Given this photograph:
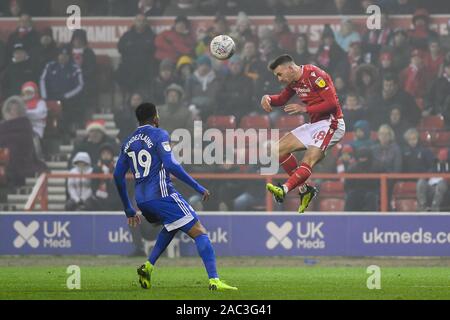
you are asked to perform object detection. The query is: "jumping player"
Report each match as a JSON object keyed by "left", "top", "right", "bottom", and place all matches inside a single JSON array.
[
  {"left": 113, "top": 102, "right": 237, "bottom": 291},
  {"left": 262, "top": 55, "right": 345, "bottom": 212}
]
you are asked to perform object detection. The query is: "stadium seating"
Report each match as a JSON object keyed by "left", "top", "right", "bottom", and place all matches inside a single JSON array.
[
  {"left": 319, "top": 198, "right": 345, "bottom": 211},
  {"left": 393, "top": 181, "right": 417, "bottom": 199},
  {"left": 0, "top": 165, "right": 6, "bottom": 185},
  {"left": 394, "top": 199, "right": 418, "bottom": 212},
  {"left": 319, "top": 180, "right": 345, "bottom": 197},
  {"left": 419, "top": 130, "right": 432, "bottom": 146},
  {"left": 206, "top": 115, "right": 237, "bottom": 130},
  {"left": 418, "top": 115, "right": 445, "bottom": 131},
  {"left": 432, "top": 131, "right": 450, "bottom": 147},
  {"left": 275, "top": 115, "right": 305, "bottom": 130},
  {"left": 0, "top": 148, "right": 10, "bottom": 166},
  {"left": 239, "top": 115, "right": 270, "bottom": 129}
]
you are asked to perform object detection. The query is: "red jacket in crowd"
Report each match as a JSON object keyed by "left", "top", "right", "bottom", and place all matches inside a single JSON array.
[{"left": 154, "top": 29, "right": 195, "bottom": 62}]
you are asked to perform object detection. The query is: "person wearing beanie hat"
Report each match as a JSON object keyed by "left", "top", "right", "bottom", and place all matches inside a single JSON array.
[
  {"left": 158, "top": 82, "right": 194, "bottom": 134},
  {"left": 155, "top": 15, "right": 195, "bottom": 63},
  {"left": 230, "top": 11, "right": 258, "bottom": 52},
  {"left": 176, "top": 55, "right": 194, "bottom": 83},
  {"left": 2, "top": 41, "right": 37, "bottom": 97},
  {"left": 408, "top": 8, "right": 439, "bottom": 50},
  {"left": 273, "top": 14, "right": 296, "bottom": 53},
  {"left": 69, "top": 120, "right": 118, "bottom": 167},
  {"left": 148, "top": 58, "right": 181, "bottom": 105},
  {"left": 399, "top": 47, "right": 432, "bottom": 99},
  {"left": 217, "top": 54, "right": 253, "bottom": 121},
  {"left": 6, "top": 13, "right": 40, "bottom": 61},
  {"left": 316, "top": 24, "right": 349, "bottom": 77},
  {"left": 350, "top": 120, "right": 374, "bottom": 152},
  {"left": 185, "top": 54, "right": 221, "bottom": 120}
]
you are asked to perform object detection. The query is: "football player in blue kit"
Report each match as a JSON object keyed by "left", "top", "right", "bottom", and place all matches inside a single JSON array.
[{"left": 113, "top": 102, "right": 237, "bottom": 291}]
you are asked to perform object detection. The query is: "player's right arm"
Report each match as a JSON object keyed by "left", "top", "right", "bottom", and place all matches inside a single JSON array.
[
  {"left": 113, "top": 148, "right": 136, "bottom": 217},
  {"left": 156, "top": 130, "right": 209, "bottom": 198},
  {"left": 261, "top": 86, "right": 295, "bottom": 113}
]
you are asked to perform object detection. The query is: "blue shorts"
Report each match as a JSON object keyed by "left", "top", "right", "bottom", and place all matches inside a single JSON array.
[{"left": 137, "top": 193, "right": 199, "bottom": 233}]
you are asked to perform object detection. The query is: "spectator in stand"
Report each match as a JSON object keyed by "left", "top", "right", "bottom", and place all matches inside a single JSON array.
[
  {"left": 333, "top": 73, "right": 349, "bottom": 105},
  {"left": 149, "top": 59, "right": 180, "bottom": 106},
  {"left": 371, "top": 124, "right": 402, "bottom": 173},
  {"left": 342, "top": 92, "right": 366, "bottom": 130},
  {"left": 2, "top": 0, "right": 23, "bottom": 16},
  {"left": 6, "top": 13, "right": 40, "bottom": 61},
  {"left": 400, "top": 48, "right": 432, "bottom": 99},
  {"left": 136, "top": 0, "right": 163, "bottom": 16},
  {"left": 389, "top": 106, "right": 411, "bottom": 146},
  {"left": 416, "top": 148, "right": 449, "bottom": 211},
  {"left": 230, "top": 12, "right": 258, "bottom": 51},
  {"left": 0, "top": 96, "right": 44, "bottom": 189},
  {"left": 176, "top": 55, "right": 194, "bottom": 85},
  {"left": 70, "top": 29, "right": 97, "bottom": 113},
  {"left": 367, "top": 73, "right": 420, "bottom": 128},
  {"left": 154, "top": 15, "right": 194, "bottom": 63},
  {"left": 353, "top": 64, "right": 379, "bottom": 102},
  {"left": 378, "top": 51, "right": 396, "bottom": 79},
  {"left": 408, "top": 8, "right": 439, "bottom": 50},
  {"left": 316, "top": 25, "right": 349, "bottom": 81},
  {"left": 195, "top": 14, "right": 230, "bottom": 57},
  {"left": 1, "top": 43, "right": 37, "bottom": 97},
  {"left": 351, "top": 120, "right": 375, "bottom": 152},
  {"left": 441, "top": 19, "right": 450, "bottom": 52},
  {"left": 273, "top": 15, "right": 296, "bottom": 53},
  {"left": 91, "top": 143, "right": 121, "bottom": 211},
  {"left": 36, "top": 27, "right": 58, "bottom": 71},
  {"left": 163, "top": 0, "right": 201, "bottom": 16},
  {"left": 402, "top": 128, "right": 434, "bottom": 172},
  {"left": 336, "top": 144, "right": 355, "bottom": 174},
  {"left": 334, "top": 19, "right": 361, "bottom": 53},
  {"left": 40, "top": 45, "right": 84, "bottom": 135},
  {"left": 21, "top": 81, "right": 47, "bottom": 159},
  {"left": 0, "top": 39, "right": 6, "bottom": 72},
  {"left": 425, "top": 61, "right": 450, "bottom": 121},
  {"left": 347, "top": 42, "right": 366, "bottom": 84},
  {"left": 389, "top": 29, "right": 411, "bottom": 73},
  {"left": 157, "top": 83, "right": 193, "bottom": 134},
  {"left": 293, "top": 34, "right": 312, "bottom": 65},
  {"left": 344, "top": 147, "right": 379, "bottom": 211},
  {"left": 424, "top": 38, "right": 445, "bottom": 80},
  {"left": 114, "top": 92, "right": 142, "bottom": 142},
  {"left": 241, "top": 40, "right": 265, "bottom": 83},
  {"left": 217, "top": 55, "right": 254, "bottom": 121},
  {"left": 70, "top": 121, "right": 118, "bottom": 167},
  {"left": 116, "top": 14, "right": 155, "bottom": 96},
  {"left": 399, "top": 128, "right": 444, "bottom": 211},
  {"left": 362, "top": 12, "right": 394, "bottom": 62},
  {"left": 185, "top": 55, "right": 222, "bottom": 121},
  {"left": 66, "top": 151, "right": 97, "bottom": 211}
]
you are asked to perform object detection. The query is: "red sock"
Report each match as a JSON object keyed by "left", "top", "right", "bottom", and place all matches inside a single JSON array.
[
  {"left": 279, "top": 153, "right": 299, "bottom": 176},
  {"left": 284, "top": 162, "right": 312, "bottom": 192}
]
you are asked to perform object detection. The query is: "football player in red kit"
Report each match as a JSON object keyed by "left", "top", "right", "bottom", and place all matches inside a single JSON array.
[{"left": 262, "top": 55, "right": 345, "bottom": 213}]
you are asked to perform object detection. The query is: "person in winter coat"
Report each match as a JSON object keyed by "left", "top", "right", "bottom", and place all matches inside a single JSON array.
[{"left": 66, "top": 151, "right": 96, "bottom": 211}]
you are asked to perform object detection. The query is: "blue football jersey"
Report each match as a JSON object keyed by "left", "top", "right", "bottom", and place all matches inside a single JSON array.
[{"left": 117, "top": 124, "right": 175, "bottom": 202}]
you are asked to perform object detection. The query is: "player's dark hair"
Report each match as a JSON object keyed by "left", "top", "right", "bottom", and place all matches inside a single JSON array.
[
  {"left": 268, "top": 54, "right": 294, "bottom": 71},
  {"left": 135, "top": 102, "right": 157, "bottom": 124}
]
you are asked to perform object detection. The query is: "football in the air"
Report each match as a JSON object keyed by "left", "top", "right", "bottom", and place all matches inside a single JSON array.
[{"left": 210, "top": 35, "right": 236, "bottom": 60}]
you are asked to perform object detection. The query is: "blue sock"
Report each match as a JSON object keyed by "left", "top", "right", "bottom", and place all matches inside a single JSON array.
[
  {"left": 194, "top": 234, "right": 219, "bottom": 279},
  {"left": 148, "top": 228, "right": 176, "bottom": 265}
]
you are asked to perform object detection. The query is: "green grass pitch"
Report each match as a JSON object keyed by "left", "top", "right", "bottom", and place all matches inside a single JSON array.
[{"left": 0, "top": 257, "right": 449, "bottom": 300}]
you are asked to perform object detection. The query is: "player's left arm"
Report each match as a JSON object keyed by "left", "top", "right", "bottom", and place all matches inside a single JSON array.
[
  {"left": 305, "top": 68, "right": 338, "bottom": 114},
  {"left": 113, "top": 148, "right": 136, "bottom": 217},
  {"left": 157, "top": 130, "right": 208, "bottom": 196}
]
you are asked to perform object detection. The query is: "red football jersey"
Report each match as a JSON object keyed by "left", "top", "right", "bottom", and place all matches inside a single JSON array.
[{"left": 268, "top": 64, "right": 343, "bottom": 123}]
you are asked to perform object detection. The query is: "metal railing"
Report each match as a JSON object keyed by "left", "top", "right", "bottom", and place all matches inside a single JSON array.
[{"left": 24, "top": 172, "right": 450, "bottom": 212}]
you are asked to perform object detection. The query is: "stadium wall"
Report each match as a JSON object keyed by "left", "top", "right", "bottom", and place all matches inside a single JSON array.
[{"left": 1, "top": 212, "right": 449, "bottom": 256}]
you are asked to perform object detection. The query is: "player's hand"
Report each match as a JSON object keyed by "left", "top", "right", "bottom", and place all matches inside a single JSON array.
[
  {"left": 261, "top": 95, "right": 272, "bottom": 112},
  {"left": 284, "top": 103, "right": 307, "bottom": 115},
  {"left": 127, "top": 214, "right": 141, "bottom": 228},
  {"left": 202, "top": 189, "right": 211, "bottom": 202}
]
